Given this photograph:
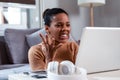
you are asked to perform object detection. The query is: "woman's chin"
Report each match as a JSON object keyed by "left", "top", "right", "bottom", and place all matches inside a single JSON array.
[{"left": 59, "top": 39, "right": 69, "bottom": 43}]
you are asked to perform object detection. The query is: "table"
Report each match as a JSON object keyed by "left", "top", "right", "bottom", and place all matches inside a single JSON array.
[
  {"left": 8, "top": 74, "right": 120, "bottom": 80},
  {"left": 8, "top": 73, "right": 48, "bottom": 80},
  {"left": 8, "top": 70, "right": 120, "bottom": 80},
  {"left": 88, "top": 70, "right": 120, "bottom": 80},
  {"left": 91, "top": 77, "right": 120, "bottom": 80}
]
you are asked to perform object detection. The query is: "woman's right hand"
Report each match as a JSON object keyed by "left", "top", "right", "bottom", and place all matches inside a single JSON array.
[{"left": 39, "top": 33, "right": 62, "bottom": 62}]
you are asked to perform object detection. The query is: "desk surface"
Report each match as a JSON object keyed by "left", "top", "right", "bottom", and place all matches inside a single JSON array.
[
  {"left": 8, "top": 74, "right": 48, "bottom": 80},
  {"left": 91, "top": 77, "right": 120, "bottom": 80},
  {"left": 88, "top": 70, "right": 120, "bottom": 77},
  {"left": 8, "top": 70, "right": 120, "bottom": 80}
]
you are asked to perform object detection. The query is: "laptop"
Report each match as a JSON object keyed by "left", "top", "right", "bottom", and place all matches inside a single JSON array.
[{"left": 75, "top": 27, "right": 120, "bottom": 73}]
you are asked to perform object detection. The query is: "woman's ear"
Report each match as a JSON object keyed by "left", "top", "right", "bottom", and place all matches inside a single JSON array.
[{"left": 45, "top": 25, "right": 50, "bottom": 34}]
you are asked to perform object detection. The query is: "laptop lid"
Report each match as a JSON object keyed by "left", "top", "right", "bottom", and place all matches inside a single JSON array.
[{"left": 75, "top": 27, "right": 120, "bottom": 73}]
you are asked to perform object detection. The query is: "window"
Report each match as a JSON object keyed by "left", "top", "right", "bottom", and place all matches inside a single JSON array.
[
  {"left": 0, "top": 7, "right": 27, "bottom": 36},
  {"left": 0, "top": 2, "right": 36, "bottom": 36},
  {"left": 0, "top": 1, "right": 44, "bottom": 36},
  {"left": 0, "top": 7, "right": 24, "bottom": 25}
]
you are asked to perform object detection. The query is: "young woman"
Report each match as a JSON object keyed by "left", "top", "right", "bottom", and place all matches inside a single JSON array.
[{"left": 28, "top": 8, "right": 78, "bottom": 71}]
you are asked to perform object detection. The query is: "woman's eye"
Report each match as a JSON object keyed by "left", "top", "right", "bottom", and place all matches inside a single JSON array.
[
  {"left": 56, "top": 24, "right": 62, "bottom": 27},
  {"left": 66, "top": 24, "right": 70, "bottom": 27},
  {"left": 55, "top": 23, "right": 70, "bottom": 28}
]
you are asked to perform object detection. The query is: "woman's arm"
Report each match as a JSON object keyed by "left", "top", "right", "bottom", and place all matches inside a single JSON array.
[{"left": 28, "top": 45, "right": 46, "bottom": 71}]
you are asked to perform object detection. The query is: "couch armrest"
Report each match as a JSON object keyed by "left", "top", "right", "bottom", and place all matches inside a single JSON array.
[{"left": 0, "top": 41, "right": 9, "bottom": 64}]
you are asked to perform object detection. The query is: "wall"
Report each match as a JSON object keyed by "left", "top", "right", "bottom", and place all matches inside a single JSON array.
[{"left": 94, "top": 0, "right": 120, "bottom": 27}]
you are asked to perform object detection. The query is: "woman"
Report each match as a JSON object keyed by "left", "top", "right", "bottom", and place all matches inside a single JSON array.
[{"left": 28, "top": 8, "right": 78, "bottom": 71}]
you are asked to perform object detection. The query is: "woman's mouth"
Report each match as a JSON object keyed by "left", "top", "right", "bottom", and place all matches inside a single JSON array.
[{"left": 59, "top": 34, "right": 69, "bottom": 40}]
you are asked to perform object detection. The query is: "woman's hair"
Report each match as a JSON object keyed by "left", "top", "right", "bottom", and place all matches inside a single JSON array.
[{"left": 43, "top": 8, "right": 68, "bottom": 26}]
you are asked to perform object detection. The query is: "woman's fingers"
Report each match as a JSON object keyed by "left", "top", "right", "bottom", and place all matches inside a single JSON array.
[
  {"left": 55, "top": 43, "right": 62, "bottom": 50},
  {"left": 39, "top": 34, "right": 46, "bottom": 43},
  {"left": 46, "top": 34, "right": 52, "bottom": 45},
  {"left": 40, "top": 33, "right": 59, "bottom": 53},
  {"left": 40, "top": 33, "right": 54, "bottom": 47},
  {"left": 39, "top": 34, "right": 48, "bottom": 48},
  {"left": 51, "top": 37, "right": 55, "bottom": 46}
]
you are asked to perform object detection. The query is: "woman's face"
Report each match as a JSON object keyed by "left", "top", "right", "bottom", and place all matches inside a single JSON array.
[{"left": 46, "top": 13, "right": 71, "bottom": 43}]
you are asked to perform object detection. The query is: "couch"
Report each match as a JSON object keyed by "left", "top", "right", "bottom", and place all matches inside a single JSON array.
[
  {"left": 0, "top": 28, "right": 47, "bottom": 80},
  {"left": 0, "top": 28, "right": 78, "bottom": 80}
]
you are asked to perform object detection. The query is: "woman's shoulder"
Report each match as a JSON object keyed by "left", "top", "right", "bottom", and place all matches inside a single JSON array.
[
  {"left": 28, "top": 43, "right": 45, "bottom": 57},
  {"left": 68, "top": 41, "right": 79, "bottom": 50},
  {"left": 29, "top": 43, "right": 43, "bottom": 52},
  {"left": 30, "top": 43, "right": 41, "bottom": 49}
]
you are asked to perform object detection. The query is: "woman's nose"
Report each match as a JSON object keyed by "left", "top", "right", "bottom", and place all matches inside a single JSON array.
[{"left": 62, "top": 26, "right": 69, "bottom": 31}]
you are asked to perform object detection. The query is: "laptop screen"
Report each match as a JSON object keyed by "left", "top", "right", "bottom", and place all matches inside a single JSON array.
[{"left": 75, "top": 27, "right": 120, "bottom": 73}]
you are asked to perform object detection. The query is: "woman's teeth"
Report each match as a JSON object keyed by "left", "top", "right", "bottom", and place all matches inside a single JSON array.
[
  {"left": 60, "top": 34, "right": 68, "bottom": 39},
  {"left": 61, "top": 34, "right": 67, "bottom": 37}
]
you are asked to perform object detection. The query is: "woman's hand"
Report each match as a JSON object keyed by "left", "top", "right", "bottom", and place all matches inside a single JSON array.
[{"left": 39, "top": 33, "right": 62, "bottom": 62}]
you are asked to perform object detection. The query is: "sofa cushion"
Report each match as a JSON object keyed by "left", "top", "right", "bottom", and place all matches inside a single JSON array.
[
  {"left": 0, "top": 64, "right": 26, "bottom": 70},
  {"left": 4, "top": 28, "right": 39, "bottom": 64},
  {"left": 26, "top": 28, "right": 46, "bottom": 47}
]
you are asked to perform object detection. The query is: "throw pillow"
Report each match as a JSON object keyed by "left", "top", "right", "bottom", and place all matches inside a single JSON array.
[
  {"left": 26, "top": 28, "right": 46, "bottom": 47},
  {"left": 4, "top": 28, "right": 39, "bottom": 64}
]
